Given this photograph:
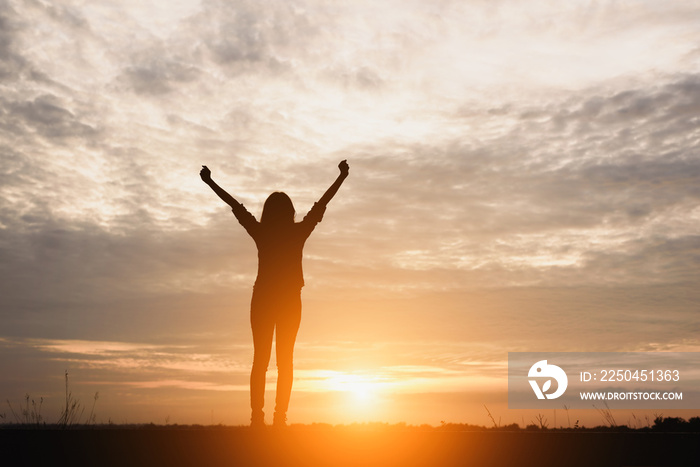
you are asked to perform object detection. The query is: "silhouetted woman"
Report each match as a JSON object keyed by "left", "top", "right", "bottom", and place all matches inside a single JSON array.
[{"left": 200, "top": 160, "right": 349, "bottom": 427}]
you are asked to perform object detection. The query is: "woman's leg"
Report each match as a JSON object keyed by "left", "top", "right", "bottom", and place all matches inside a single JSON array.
[
  {"left": 250, "top": 288, "right": 275, "bottom": 425},
  {"left": 273, "top": 290, "right": 302, "bottom": 424}
]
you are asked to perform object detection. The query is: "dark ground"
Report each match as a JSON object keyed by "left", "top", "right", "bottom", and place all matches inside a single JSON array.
[{"left": 2, "top": 425, "right": 698, "bottom": 467}]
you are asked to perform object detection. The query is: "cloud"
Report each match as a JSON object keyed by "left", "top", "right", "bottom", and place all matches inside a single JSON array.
[
  {"left": 186, "top": 0, "right": 317, "bottom": 70},
  {"left": 6, "top": 94, "right": 98, "bottom": 139},
  {"left": 123, "top": 59, "right": 201, "bottom": 96},
  {"left": 289, "top": 73, "right": 700, "bottom": 297},
  {"left": 0, "top": 1, "right": 28, "bottom": 81}
]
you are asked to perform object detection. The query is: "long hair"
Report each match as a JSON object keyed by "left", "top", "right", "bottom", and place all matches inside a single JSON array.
[{"left": 260, "top": 192, "right": 295, "bottom": 225}]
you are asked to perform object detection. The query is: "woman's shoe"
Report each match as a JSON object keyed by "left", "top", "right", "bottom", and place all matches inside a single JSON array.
[
  {"left": 250, "top": 411, "right": 265, "bottom": 430},
  {"left": 272, "top": 412, "right": 287, "bottom": 428}
]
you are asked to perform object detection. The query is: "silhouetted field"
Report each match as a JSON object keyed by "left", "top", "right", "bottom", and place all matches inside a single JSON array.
[{"left": 2, "top": 424, "right": 698, "bottom": 467}]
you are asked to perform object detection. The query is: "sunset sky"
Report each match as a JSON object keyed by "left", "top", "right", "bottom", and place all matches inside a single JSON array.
[{"left": 1, "top": 0, "right": 700, "bottom": 427}]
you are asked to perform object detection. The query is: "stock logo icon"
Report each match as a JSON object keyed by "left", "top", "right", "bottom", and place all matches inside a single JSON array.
[{"left": 528, "top": 360, "right": 568, "bottom": 400}]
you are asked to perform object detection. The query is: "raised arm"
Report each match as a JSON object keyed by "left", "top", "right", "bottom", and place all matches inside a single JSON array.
[
  {"left": 200, "top": 165, "right": 240, "bottom": 208},
  {"left": 317, "top": 160, "right": 349, "bottom": 207}
]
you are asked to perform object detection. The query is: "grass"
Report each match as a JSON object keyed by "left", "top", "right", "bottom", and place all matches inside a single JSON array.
[
  {"left": 57, "top": 370, "right": 99, "bottom": 428},
  {"left": 483, "top": 405, "right": 500, "bottom": 428},
  {"left": 2, "top": 370, "right": 98, "bottom": 429},
  {"left": 593, "top": 401, "right": 617, "bottom": 427},
  {"left": 531, "top": 413, "right": 549, "bottom": 429},
  {"left": 3, "top": 393, "right": 44, "bottom": 427},
  {"left": 2, "top": 375, "right": 698, "bottom": 467}
]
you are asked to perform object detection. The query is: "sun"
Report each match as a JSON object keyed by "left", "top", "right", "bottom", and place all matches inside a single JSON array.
[
  {"left": 325, "top": 373, "right": 381, "bottom": 405},
  {"left": 297, "top": 370, "right": 390, "bottom": 420}
]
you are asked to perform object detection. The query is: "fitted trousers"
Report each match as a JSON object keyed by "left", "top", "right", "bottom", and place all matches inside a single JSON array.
[{"left": 249, "top": 285, "right": 302, "bottom": 419}]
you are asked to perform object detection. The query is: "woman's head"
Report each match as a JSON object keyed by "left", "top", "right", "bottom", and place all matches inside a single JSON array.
[{"left": 261, "top": 192, "right": 295, "bottom": 225}]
